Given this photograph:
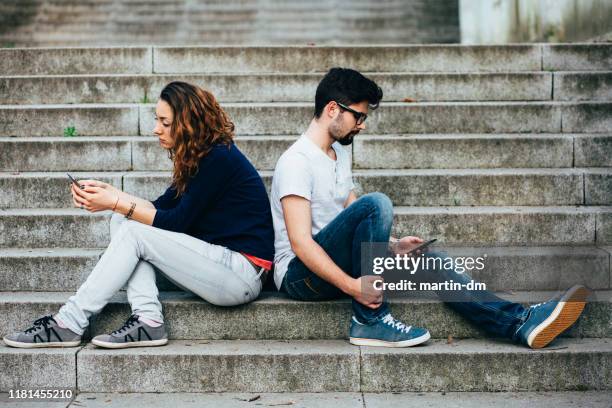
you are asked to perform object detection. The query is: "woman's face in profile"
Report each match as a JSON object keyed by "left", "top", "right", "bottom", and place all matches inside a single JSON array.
[{"left": 153, "top": 99, "right": 175, "bottom": 150}]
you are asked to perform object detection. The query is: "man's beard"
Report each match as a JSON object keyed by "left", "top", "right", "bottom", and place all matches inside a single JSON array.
[{"left": 332, "top": 130, "right": 358, "bottom": 146}]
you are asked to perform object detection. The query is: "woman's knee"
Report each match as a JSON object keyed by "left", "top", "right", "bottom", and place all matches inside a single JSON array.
[
  {"left": 110, "top": 212, "right": 127, "bottom": 237},
  {"left": 115, "top": 218, "right": 148, "bottom": 247}
]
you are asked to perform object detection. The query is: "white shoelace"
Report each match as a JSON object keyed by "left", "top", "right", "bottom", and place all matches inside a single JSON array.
[{"left": 382, "top": 314, "right": 412, "bottom": 334}]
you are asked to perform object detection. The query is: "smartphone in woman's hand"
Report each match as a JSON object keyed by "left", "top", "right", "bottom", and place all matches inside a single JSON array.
[{"left": 67, "top": 173, "right": 84, "bottom": 189}]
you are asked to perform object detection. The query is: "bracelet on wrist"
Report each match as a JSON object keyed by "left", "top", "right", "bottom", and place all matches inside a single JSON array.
[
  {"left": 125, "top": 202, "right": 136, "bottom": 219},
  {"left": 112, "top": 195, "right": 120, "bottom": 212}
]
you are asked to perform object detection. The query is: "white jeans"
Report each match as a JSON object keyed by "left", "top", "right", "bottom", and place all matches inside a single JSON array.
[{"left": 56, "top": 212, "right": 263, "bottom": 335}]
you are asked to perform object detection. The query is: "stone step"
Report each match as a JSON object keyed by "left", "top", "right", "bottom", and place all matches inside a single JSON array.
[
  {"left": 7, "top": 391, "right": 608, "bottom": 408},
  {"left": 2, "top": 44, "right": 610, "bottom": 76},
  {"left": 0, "top": 136, "right": 293, "bottom": 171},
  {"left": 2, "top": 102, "right": 611, "bottom": 137},
  {"left": 391, "top": 206, "right": 611, "bottom": 246},
  {"left": 1, "top": 206, "right": 610, "bottom": 248},
  {"left": 152, "top": 44, "right": 610, "bottom": 74},
  {"left": 2, "top": 134, "right": 609, "bottom": 171},
  {"left": 1, "top": 246, "right": 609, "bottom": 292},
  {"left": 4, "top": 71, "right": 583, "bottom": 104},
  {"left": 1, "top": 290, "right": 610, "bottom": 341},
  {"left": 554, "top": 72, "right": 612, "bottom": 101},
  {"left": 2, "top": 168, "right": 611, "bottom": 208},
  {"left": 0, "top": 48, "right": 153, "bottom": 76},
  {"left": 354, "top": 134, "right": 612, "bottom": 169},
  {"left": 0, "top": 345, "right": 78, "bottom": 393},
  {"left": 2, "top": 338, "right": 607, "bottom": 393}
]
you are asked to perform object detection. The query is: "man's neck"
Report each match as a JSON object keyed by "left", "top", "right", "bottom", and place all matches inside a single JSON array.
[{"left": 304, "top": 119, "right": 335, "bottom": 156}]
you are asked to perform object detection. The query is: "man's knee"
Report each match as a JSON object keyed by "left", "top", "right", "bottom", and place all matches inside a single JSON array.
[{"left": 358, "top": 192, "right": 393, "bottom": 226}]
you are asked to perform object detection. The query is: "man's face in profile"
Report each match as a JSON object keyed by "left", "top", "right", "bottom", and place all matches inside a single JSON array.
[{"left": 329, "top": 101, "right": 369, "bottom": 146}]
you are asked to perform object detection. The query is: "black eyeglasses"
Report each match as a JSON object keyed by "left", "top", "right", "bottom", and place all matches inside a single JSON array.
[{"left": 336, "top": 102, "right": 367, "bottom": 125}]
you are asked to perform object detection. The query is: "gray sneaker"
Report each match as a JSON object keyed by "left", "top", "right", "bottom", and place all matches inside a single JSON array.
[
  {"left": 3, "top": 315, "right": 82, "bottom": 348},
  {"left": 91, "top": 314, "right": 168, "bottom": 349}
]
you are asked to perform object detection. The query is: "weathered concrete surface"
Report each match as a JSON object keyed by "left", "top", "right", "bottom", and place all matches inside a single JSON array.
[
  {"left": 1, "top": 291, "right": 609, "bottom": 341},
  {"left": 0, "top": 344, "right": 79, "bottom": 391},
  {"left": 0, "top": 47, "right": 153, "bottom": 75},
  {"left": 360, "top": 338, "right": 612, "bottom": 392},
  {"left": 0, "top": 172, "right": 122, "bottom": 208},
  {"left": 561, "top": 103, "right": 612, "bottom": 133},
  {"left": 543, "top": 44, "right": 612, "bottom": 71},
  {"left": 392, "top": 206, "right": 601, "bottom": 245},
  {"left": 0, "top": 138, "right": 132, "bottom": 171},
  {"left": 354, "top": 168, "right": 584, "bottom": 206},
  {"left": 0, "top": 105, "right": 139, "bottom": 137},
  {"left": 574, "top": 135, "right": 612, "bottom": 167},
  {"left": 68, "top": 393, "right": 363, "bottom": 408},
  {"left": 598, "top": 212, "right": 612, "bottom": 245},
  {"left": 0, "top": 249, "right": 102, "bottom": 291},
  {"left": 362, "top": 102, "right": 562, "bottom": 134},
  {"left": 554, "top": 72, "right": 612, "bottom": 101},
  {"left": 0, "top": 209, "right": 110, "bottom": 248},
  {"left": 77, "top": 340, "right": 360, "bottom": 392},
  {"left": 353, "top": 135, "right": 573, "bottom": 169},
  {"left": 153, "top": 45, "right": 542, "bottom": 74},
  {"left": 363, "top": 391, "right": 612, "bottom": 408},
  {"left": 585, "top": 169, "right": 612, "bottom": 205},
  {"left": 0, "top": 72, "right": 553, "bottom": 104},
  {"left": 73, "top": 338, "right": 612, "bottom": 392}
]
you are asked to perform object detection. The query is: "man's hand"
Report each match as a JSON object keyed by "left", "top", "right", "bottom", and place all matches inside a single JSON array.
[
  {"left": 351, "top": 275, "right": 384, "bottom": 309},
  {"left": 391, "top": 235, "right": 425, "bottom": 255}
]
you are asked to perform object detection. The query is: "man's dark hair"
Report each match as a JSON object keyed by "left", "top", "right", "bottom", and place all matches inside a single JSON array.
[{"left": 314, "top": 67, "right": 383, "bottom": 119}]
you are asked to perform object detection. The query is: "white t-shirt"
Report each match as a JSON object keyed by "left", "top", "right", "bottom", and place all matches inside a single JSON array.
[{"left": 271, "top": 134, "right": 354, "bottom": 289}]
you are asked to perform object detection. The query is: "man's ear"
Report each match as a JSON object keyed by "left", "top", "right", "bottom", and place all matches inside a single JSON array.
[{"left": 325, "top": 101, "right": 338, "bottom": 119}]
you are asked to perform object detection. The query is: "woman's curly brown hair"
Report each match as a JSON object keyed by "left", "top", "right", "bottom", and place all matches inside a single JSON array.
[{"left": 160, "top": 81, "right": 235, "bottom": 198}]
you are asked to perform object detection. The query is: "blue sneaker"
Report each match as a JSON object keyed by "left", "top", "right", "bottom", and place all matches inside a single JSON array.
[
  {"left": 515, "top": 285, "right": 589, "bottom": 349},
  {"left": 349, "top": 313, "right": 430, "bottom": 347}
]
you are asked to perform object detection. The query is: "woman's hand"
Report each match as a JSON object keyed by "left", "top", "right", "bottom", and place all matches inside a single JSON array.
[
  {"left": 71, "top": 184, "right": 119, "bottom": 212},
  {"left": 77, "top": 179, "right": 121, "bottom": 196}
]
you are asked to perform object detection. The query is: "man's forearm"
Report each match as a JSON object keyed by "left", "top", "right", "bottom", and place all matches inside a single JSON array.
[{"left": 293, "top": 239, "right": 356, "bottom": 296}]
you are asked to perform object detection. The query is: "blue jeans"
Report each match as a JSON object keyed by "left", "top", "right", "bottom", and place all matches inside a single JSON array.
[
  {"left": 280, "top": 192, "right": 529, "bottom": 340},
  {"left": 410, "top": 249, "right": 529, "bottom": 340}
]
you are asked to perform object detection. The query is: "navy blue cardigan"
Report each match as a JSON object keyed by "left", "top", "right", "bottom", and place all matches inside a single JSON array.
[{"left": 151, "top": 142, "right": 274, "bottom": 262}]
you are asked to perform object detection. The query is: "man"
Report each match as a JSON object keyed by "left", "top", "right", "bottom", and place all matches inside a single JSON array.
[{"left": 271, "top": 67, "right": 588, "bottom": 348}]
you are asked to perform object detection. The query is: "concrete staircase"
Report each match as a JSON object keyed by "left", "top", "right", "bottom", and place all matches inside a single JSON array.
[
  {"left": 0, "top": 0, "right": 460, "bottom": 47},
  {"left": 0, "top": 44, "right": 611, "bottom": 405}
]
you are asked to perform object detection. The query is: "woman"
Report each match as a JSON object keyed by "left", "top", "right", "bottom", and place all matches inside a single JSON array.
[{"left": 3, "top": 82, "right": 274, "bottom": 349}]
